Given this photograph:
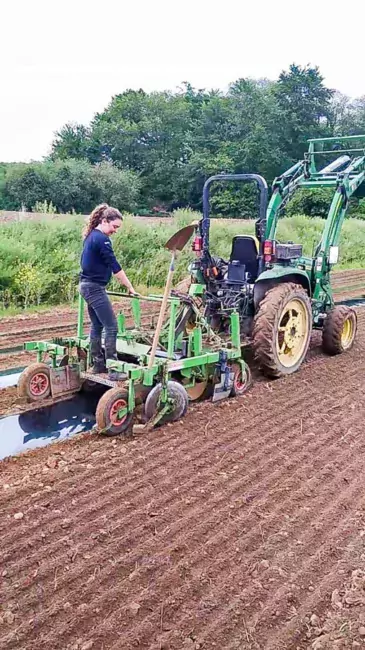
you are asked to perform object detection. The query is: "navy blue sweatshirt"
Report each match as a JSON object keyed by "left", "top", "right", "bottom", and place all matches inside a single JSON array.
[{"left": 80, "top": 229, "right": 122, "bottom": 286}]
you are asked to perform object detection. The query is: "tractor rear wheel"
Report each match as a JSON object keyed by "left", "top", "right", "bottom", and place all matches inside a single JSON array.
[
  {"left": 17, "top": 362, "right": 51, "bottom": 401},
  {"left": 95, "top": 387, "right": 133, "bottom": 436},
  {"left": 322, "top": 305, "right": 357, "bottom": 355},
  {"left": 253, "top": 282, "right": 312, "bottom": 378}
]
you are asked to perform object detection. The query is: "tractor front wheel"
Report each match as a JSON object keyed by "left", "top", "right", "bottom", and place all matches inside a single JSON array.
[
  {"left": 322, "top": 305, "right": 357, "bottom": 355},
  {"left": 17, "top": 363, "right": 51, "bottom": 401},
  {"left": 95, "top": 387, "right": 133, "bottom": 436},
  {"left": 253, "top": 282, "right": 312, "bottom": 378}
]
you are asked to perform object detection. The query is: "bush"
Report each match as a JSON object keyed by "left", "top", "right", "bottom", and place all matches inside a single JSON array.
[
  {"left": 2, "top": 164, "right": 51, "bottom": 211},
  {"left": 1, "top": 212, "right": 365, "bottom": 310},
  {"left": 349, "top": 198, "right": 365, "bottom": 220},
  {"left": 285, "top": 188, "right": 333, "bottom": 218},
  {"left": 91, "top": 162, "right": 141, "bottom": 212},
  {"left": 0, "top": 159, "right": 141, "bottom": 214}
]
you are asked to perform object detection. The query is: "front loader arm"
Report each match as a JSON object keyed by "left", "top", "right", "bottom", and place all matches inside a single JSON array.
[
  {"left": 262, "top": 136, "right": 365, "bottom": 315},
  {"left": 313, "top": 160, "right": 365, "bottom": 301},
  {"left": 265, "top": 160, "right": 306, "bottom": 240}
]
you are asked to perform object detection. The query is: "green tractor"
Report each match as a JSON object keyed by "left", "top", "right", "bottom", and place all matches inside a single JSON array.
[
  {"left": 189, "top": 134, "right": 364, "bottom": 377},
  {"left": 17, "top": 135, "right": 364, "bottom": 433}
]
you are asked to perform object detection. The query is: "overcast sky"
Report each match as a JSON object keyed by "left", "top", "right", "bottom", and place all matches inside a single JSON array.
[{"left": 2, "top": 0, "right": 365, "bottom": 163}]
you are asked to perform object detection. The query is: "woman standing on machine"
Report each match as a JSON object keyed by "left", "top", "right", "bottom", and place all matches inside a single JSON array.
[{"left": 79, "top": 203, "right": 136, "bottom": 380}]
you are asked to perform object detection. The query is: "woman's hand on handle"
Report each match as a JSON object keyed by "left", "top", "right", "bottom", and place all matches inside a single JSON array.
[{"left": 114, "top": 269, "right": 136, "bottom": 295}]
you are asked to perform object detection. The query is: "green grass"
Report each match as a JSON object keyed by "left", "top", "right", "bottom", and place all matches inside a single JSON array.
[
  {"left": 0, "top": 285, "right": 163, "bottom": 318},
  {"left": 1, "top": 209, "right": 365, "bottom": 312}
]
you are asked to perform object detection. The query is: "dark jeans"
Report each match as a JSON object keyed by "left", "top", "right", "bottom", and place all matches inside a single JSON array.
[{"left": 79, "top": 281, "right": 118, "bottom": 367}]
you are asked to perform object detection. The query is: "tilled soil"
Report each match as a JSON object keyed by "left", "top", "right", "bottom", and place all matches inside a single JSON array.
[
  {"left": 0, "top": 300, "right": 158, "bottom": 372},
  {"left": 331, "top": 268, "right": 365, "bottom": 287},
  {"left": 1, "top": 306, "right": 365, "bottom": 647},
  {"left": 0, "top": 270, "right": 364, "bottom": 373}
]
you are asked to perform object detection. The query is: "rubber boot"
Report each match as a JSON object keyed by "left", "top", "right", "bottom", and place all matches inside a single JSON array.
[
  {"left": 107, "top": 357, "right": 126, "bottom": 382},
  {"left": 105, "top": 352, "right": 126, "bottom": 382},
  {"left": 90, "top": 338, "right": 107, "bottom": 374},
  {"left": 104, "top": 336, "right": 124, "bottom": 381}
]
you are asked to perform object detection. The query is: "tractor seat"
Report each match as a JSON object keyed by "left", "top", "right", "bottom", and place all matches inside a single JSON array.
[{"left": 227, "top": 235, "right": 259, "bottom": 283}]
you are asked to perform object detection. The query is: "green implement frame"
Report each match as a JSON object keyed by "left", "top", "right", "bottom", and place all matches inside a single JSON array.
[{"left": 22, "top": 286, "right": 249, "bottom": 430}]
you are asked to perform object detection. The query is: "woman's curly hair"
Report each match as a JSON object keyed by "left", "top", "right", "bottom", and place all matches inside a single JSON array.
[{"left": 83, "top": 204, "right": 123, "bottom": 239}]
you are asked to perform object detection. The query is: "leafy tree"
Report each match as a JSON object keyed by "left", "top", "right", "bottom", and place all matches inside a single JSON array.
[
  {"left": 274, "top": 64, "right": 334, "bottom": 161},
  {"left": 91, "top": 161, "right": 141, "bottom": 211},
  {"left": 0, "top": 159, "right": 140, "bottom": 214},
  {"left": 88, "top": 89, "right": 192, "bottom": 204},
  {"left": 2, "top": 163, "right": 50, "bottom": 210},
  {"left": 347, "top": 96, "right": 365, "bottom": 134},
  {"left": 40, "top": 64, "right": 365, "bottom": 216},
  {"left": 50, "top": 123, "right": 91, "bottom": 161},
  {"left": 46, "top": 159, "right": 97, "bottom": 213}
]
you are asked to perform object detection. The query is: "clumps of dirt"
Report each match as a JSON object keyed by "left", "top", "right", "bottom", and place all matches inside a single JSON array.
[
  {"left": 303, "top": 569, "right": 365, "bottom": 648},
  {"left": 0, "top": 387, "right": 22, "bottom": 417},
  {"left": 0, "top": 385, "right": 75, "bottom": 418}
]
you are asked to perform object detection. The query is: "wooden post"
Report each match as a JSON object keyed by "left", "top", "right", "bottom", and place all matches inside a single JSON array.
[{"left": 147, "top": 251, "right": 176, "bottom": 370}]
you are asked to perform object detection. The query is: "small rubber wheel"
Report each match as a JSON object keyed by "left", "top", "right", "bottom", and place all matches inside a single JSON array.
[
  {"left": 322, "top": 305, "right": 357, "bottom": 355},
  {"left": 17, "top": 363, "right": 51, "bottom": 401},
  {"left": 229, "top": 362, "right": 252, "bottom": 397},
  {"left": 95, "top": 387, "right": 133, "bottom": 436},
  {"left": 144, "top": 381, "right": 188, "bottom": 426}
]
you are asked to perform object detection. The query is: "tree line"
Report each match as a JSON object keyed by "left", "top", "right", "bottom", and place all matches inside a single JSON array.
[{"left": 1, "top": 64, "right": 365, "bottom": 217}]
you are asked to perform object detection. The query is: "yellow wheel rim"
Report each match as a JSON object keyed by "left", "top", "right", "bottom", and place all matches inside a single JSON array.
[
  {"left": 276, "top": 298, "right": 309, "bottom": 368},
  {"left": 341, "top": 317, "right": 354, "bottom": 349}
]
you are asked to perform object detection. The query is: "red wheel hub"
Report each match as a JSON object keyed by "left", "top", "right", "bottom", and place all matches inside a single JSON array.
[
  {"left": 29, "top": 372, "right": 49, "bottom": 397},
  {"left": 109, "top": 398, "right": 127, "bottom": 426},
  {"left": 235, "top": 372, "right": 245, "bottom": 390}
]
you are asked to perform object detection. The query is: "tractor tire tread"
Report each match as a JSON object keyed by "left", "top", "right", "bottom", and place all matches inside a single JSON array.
[
  {"left": 252, "top": 282, "right": 312, "bottom": 378},
  {"left": 17, "top": 362, "right": 51, "bottom": 401},
  {"left": 322, "top": 305, "right": 357, "bottom": 355},
  {"left": 95, "top": 387, "right": 133, "bottom": 436}
]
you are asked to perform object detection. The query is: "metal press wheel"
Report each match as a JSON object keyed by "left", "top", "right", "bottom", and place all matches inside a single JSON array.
[
  {"left": 181, "top": 362, "right": 217, "bottom": 401},
  {"left": 17, "top": 362, "right": 51, "bottom": 401},
  {"left": 144, "top": 380, "right": 189, "bottom": 426},
  {"left": 253, "top": 282, "right": 312, "bottom": 378}
]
